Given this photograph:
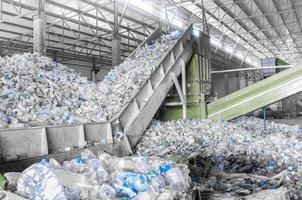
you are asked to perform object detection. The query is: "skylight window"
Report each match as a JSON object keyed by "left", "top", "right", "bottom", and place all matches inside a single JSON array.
[{"left": 128, "top": 0, "right": 153, "bottom": 14}]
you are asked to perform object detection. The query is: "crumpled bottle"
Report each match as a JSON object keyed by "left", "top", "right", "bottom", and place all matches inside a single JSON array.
[
  {"left": 4, "top": 172, "right": 20, "bottom": 192},
  {"left": 99, "top": 183, "right": 116, "bottom": 199},
  {"left": 81, "top": 149, "right": 98, "bottom": 161},
  {"left": 63, "top": 157, "right": 97, "bottom": 180},
  {"left": 98, "top": 152, "right": 115, "bottom": 173},
  {"left": 113, "top": 179, "right": 137, "bottom": 199},
  {"left": 112, "top": 171, "right": 150, "bottom": 198},
  {"left": 85, "top": 159, "right": 109, "bottom": 184},
  {"left": 147, "top": 170, "right": 166, "bottom": 191},
  {"left": 150, "top": 175, "right": 166, "bottom": 191},
  {"left": 123, "top": 173, "right": 149, "bottom": 192},
  {"left": 17, "top": 160, "right": 67, "bottom": 200},
  {"left": 113, "top": 157, "right": 135, "bottom": 171},
  {"left": 159, "top": 165, "right": 172, "bottom": 174},
  {"left": 164, "top": 167, "right": 188, "bottom": 192},
  {"left": 133, "top": 156, "right": 149, "bottom": 173},
  {"left": 133, "top": 190, "right": 159, "bottom": 200},
  {"left": 64, "top": 185, "right": 81, "bottom": 200}
]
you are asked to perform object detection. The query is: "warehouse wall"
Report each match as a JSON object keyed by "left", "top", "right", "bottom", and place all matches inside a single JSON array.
[
  {"left": 229, "top": 76, "right": 240, "bottom": 94},
  {"left": 212, "top": 73, "right": 243, "bottom": 98},
  {"left": 239, "top": 76, "right": 246, "bottom": 89},
  {"left": 59, "top": 59, "right": 110, "bottom": 82},
  {"left": 212, "top": 74, "right": 225, "bottom": 98}
]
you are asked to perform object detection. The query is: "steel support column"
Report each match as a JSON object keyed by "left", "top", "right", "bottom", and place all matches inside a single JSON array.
[
  {"left": 112, "top": 0, "right": 121, "bottom": 66},
  {"left": 33, "top": 0, "right": 46, "bottom": 55},
  {"left": 224, "top": 73, "right": 229, "bottom": 96},
  {"left": 245, "top": 72, "right": 249, "bottom": 87},
  {"left": 91, "top": 58, "right": 97, "bottom": 82}
]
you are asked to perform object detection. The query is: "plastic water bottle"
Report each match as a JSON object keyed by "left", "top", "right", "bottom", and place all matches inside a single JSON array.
[
  {"left": 81, "top": 149, "right": 97, "bottom": 160},
  {"left": 64, "top": 158, "right": 86, "bottom": 172},
  {"left": 99, "top": 183, "right": 116, "bottom": 199},
  {"left": 17, "top": 161, "right": 67, "bottom": 200},
  {"left": 64, "top": 185, "right": 81, "bottom": 200},
  {"left": 63, "top": 158, "right": 97, "bottom": 181},
  {"left": 164, "top": 167, "right": 187, "bottom": 192},
  {"left": 134, "top": 191, "right": 159, "bottom": 200},
  {"left": 159, "top": 165, "right": 172, "bottom": 174},
  {"left": 147, "top": 170, "right": 165, "bottom": 190},
  {"left": 7, "top": 80, "right": 14, "bottom": 89},
  {"left": 123, "top": 173, "right": 149, "bottom": 192},
  {"left": 113, "top": 179, "right": 137, "bottom": 199},
  {"left": 86, "top": 159, "right": 109, "bottom": 184},
  {"left": 133, "top": 156, "right": 149, "bottom": 173},
  {"left": 150, "top": 175, "right": 166, "bottom": 191}
]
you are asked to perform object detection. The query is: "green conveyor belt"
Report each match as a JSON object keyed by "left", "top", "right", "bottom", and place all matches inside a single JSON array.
[{"left": 208, "top": 64, "right": 302, "bottom": 121}]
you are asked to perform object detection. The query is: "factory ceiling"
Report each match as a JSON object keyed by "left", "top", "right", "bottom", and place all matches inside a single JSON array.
[{"left": 1, "top": 0, "right": 300, "bottom": 68}]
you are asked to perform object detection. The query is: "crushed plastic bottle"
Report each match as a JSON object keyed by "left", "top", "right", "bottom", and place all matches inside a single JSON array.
[
  {"left": 17, "top": 161, "right": 67, "bottom": 200},
  {"left": 81, "top": 149, "right": 98, "bottom": 161},
  {"left": 4, "top": 172, "right": 20, "bottom": 192},
  {"left": 63, "top": 158, "right": 97, "bottom": 180},
  {"left": 123, "top": 173, "right": 149, "bottom": 192},
  {"left": 85, "top": 159, "right": 109, "bottom": 184},
  {"left": 64, "top": 185, "right": 81, "bottom": 200},
  {"left": 98, "top": 152, "right": 115, "bottom": 173},
  {"left": 99, "top": 183, "right": 116, "bottom": 199},
  {"left": 159, "top": 165, "right": 172, "bottom": 174},
  {"left": 133, "top": 156, "right": 149, "bottom": 174},
  {"left": 164, "top": 167, "right": 189, "bottom": 192},
  {"left": 149, "top": 175, "right": 166, "bottom": 191},
  {"left": 133, "top": 190, "right": 159, "bottom": 200},
  {"left": 113, "top": 179, "right": 137, "bottom": 199},
  {"left": 113, "top": 157, "right": 135, "bottom": 172}
]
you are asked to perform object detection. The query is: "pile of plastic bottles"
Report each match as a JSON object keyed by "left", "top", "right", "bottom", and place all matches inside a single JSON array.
[
  {"left": 232, "top": 116, "right": 301, "bottom": 135},
  {"left": 8, "top": 150, "right": 191, "bottom": 199},
  {"left": 0, "top": 31, "right": 180, "bottom": 128},
  {"left": 100, "top": 31, "right": 180, "bottom": 120},
  {"left": 194, "top": 169, "right": 288, "bottom": 197},
  {"left": 136, "top": 117, "right": 302, "bottom": 198}
]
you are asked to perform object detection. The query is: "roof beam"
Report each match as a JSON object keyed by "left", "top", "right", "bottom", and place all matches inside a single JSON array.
[
  {"left": 46, "top": 0, "right": 148, "bottom": 38},
  {"left": 192, "top": 1, "right": 265, "bottom": 58},
  {"left": 0, "top": 29, "right": 129, "bottom": 58},
  {"left": 233, "top": 0, "right": 284, "bottom": 57},
  {"left": 78, "top": 0, "right": 155, "bottom": 30},
  {"left": 289, "top": 0, "right": 302, "bottom": 44},
  {"left": 0, "top": 10, "right": 138, "bottom": 49},
  {"left": 211, "top": 0, "right": 274, "bottom": 56},
  {"left": 0, "top": 38, "right": 113, "bottom": 65},
  {"left": 0, "top": 0, "right": 149, "bottom": 59},
  {"left": 0, "top": 0, "right": 143, "bottom": 43},
  {"left": 170, "top": 0, "right": 260, "bottom": 67},
  {"left": 270, "top": 0, "right": 302, "bottom": 58}
]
